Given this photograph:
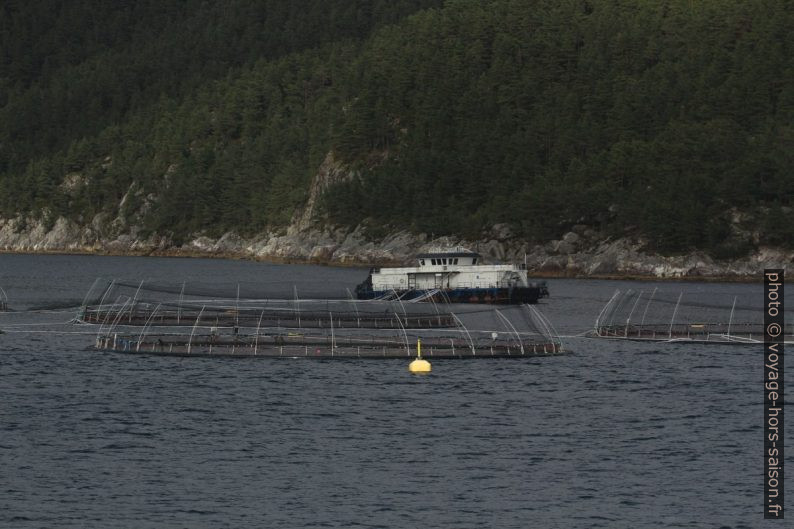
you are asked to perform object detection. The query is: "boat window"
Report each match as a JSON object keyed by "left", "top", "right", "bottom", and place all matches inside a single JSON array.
[
  {"left": 473, "top": 258, "right": 477, "bottom": 264},
  {"left": 442, "top": 258, "right": 447, "bottom": 265},
  {"left": 431, "top": 259, "right": 436, "bottom": 265},
  {"left": 453, "top": 258, "right": 458, "bottom": 264},
  {"left": 420, "top": 259, "right": 425, "bottom": 265}
]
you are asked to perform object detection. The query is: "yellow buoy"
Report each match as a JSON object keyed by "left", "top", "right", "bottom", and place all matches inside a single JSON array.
[{"left": 409, "top": 338, "right": 431, "bottom": 374}]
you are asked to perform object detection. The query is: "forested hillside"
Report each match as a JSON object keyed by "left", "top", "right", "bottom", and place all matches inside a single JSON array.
[{"left": 1, "top": 0, "right": 792, "bottom": 256}]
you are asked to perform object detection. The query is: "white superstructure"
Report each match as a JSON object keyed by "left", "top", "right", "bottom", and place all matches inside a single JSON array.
[{"left": 369, "top": 248, "right": 530, "bottom": 292}]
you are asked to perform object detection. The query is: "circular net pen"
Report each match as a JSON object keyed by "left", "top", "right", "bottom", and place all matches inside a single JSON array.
[
  {"left": 94, "top": 327, "right": 564, "bottom": 359},
  {"left": 87, "top": 284, "right": 565, "bottom": 359},
  {"left": 592, "top": 288, "right": 793, "bottom": 344},
  {"left": 78, "top": 279, "right": 465, "bottom": 330}
]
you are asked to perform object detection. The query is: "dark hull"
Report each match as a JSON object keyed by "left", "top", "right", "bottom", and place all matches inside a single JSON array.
[{"left": 356, "top": 286, "right": 544, "bottom": 304}]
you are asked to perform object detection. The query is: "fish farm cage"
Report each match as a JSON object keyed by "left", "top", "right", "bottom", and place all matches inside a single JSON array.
[
  {"left": 82, "top": 279, "right": 565, "bottom": 359},
  {"left": 78, "top": 280, "right": 460, "bottom": 329},
  {"left": 95, "top": 330, "right": 563, "bottom": 359},
  {"left": 80, "top": 303, "right": 457, "bottom": 329},
  {"left": 592, "top": 288, "right": 793, "bottom": 344}
]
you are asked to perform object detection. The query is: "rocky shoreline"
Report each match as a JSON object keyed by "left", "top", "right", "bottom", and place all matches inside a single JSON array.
[
  {"left": 4, "top": 149, "right": 789, "bottom": 281},
  {"left": 1, "top": 215, "right": 790, "bottom": 280}
]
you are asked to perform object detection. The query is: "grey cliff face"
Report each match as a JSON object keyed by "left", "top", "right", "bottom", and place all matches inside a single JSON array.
[
  {"left": 1, "top": 213, "right": 791, "bottom": 279},
  {"left": 0, "top": 153, "right": 790, "bottom": 278}
]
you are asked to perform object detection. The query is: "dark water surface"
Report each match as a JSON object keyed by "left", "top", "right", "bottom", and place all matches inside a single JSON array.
[{"left": 0, "top": 254, "right": 790, "bottom": 528}]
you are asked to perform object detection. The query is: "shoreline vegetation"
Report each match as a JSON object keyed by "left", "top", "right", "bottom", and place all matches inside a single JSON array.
[
  {"left": 1, "top": 1, "right": 792, "bottom": 264},
  {"left": 0, "top": 246, "right": 766, "bottom": 283}
]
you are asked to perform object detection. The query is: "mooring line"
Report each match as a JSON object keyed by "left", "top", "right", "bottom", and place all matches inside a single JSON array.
[
  {"left": 1, "top": 329, "right": 112, "bottom": 335},
  {"left": 0, "top": 321, "right": 78, "bottom": 327}
]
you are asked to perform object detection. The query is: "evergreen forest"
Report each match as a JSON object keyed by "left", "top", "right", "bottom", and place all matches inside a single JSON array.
[{"left": 1, "top": 0, "right": 792, "bottom": 255}]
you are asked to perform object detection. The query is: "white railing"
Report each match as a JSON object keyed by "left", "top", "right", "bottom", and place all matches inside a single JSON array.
[{"left": 373, "top": 281, "right": 531, "bottom": 291}]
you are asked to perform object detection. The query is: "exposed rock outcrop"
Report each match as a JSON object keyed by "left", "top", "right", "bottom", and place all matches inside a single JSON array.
[
  {"left": 0, "top": 152, "right": 790, "bottom": 279},
  {"left": 1, "top": 212, "right": 790, "bottom": 279},
  {"left": 290, "top": 151, "right": 356, "bottom": 234}
]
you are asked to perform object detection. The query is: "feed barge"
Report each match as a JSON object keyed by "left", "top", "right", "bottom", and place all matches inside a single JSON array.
[{"left": 356, "top": 248, "right": 548, "bottom": 304}]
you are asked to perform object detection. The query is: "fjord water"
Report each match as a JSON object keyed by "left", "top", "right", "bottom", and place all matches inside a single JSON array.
[{"left": 0, "top": 254, "right": 789, "bottom": 528}]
